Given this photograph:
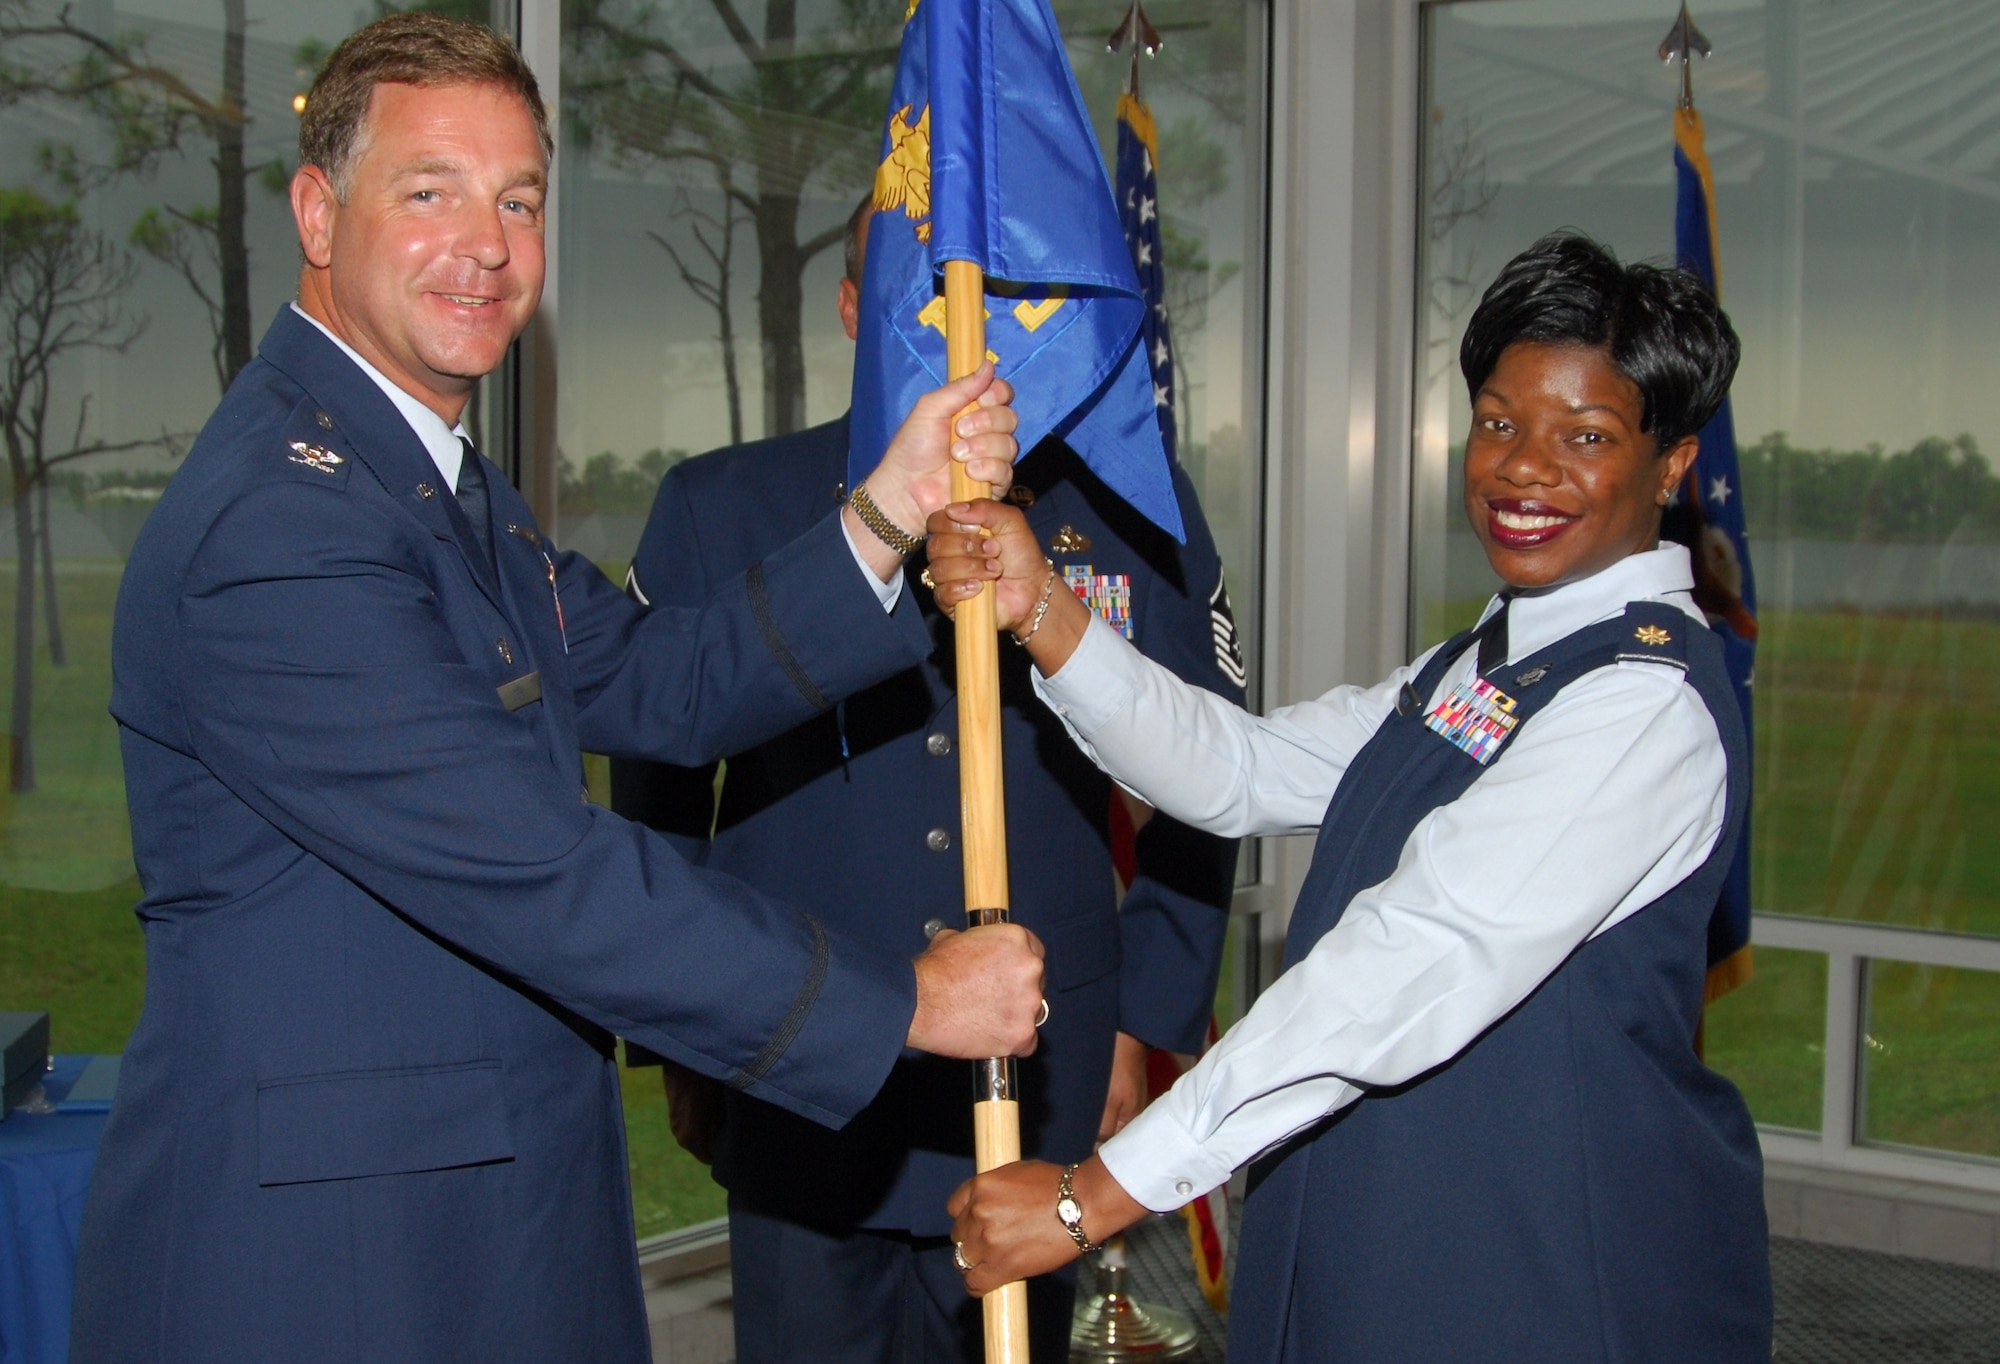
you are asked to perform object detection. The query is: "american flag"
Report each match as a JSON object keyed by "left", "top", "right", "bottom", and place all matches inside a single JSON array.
[{"left": 1115, "top": 91, "right": 1178, "bottom": 464}]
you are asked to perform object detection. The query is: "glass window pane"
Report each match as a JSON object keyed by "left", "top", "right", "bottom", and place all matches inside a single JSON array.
[
  {"left": 1417, "top": 0, "right": 2000, "bottom": 941},
  {"left": 0, "top": 0, "right": 424, "bottom": 1053},
  {"left": 1862, "top": 961, "right": 2000, "bottom": 1160},
  {"left": 1702, "top": 946, "right": 1827, "bottom": 1133}
]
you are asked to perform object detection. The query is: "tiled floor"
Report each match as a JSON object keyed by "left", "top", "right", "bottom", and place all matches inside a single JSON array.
[
  {"left": 643, "top": 1217, "right": 2000, "bottom": 1363},
  {"left": 643, "top": 1261, "right": 734, "bottom": 1364},
  {"left": 1765, "top": 1159, "right": 2000, "bottom": 1269}
]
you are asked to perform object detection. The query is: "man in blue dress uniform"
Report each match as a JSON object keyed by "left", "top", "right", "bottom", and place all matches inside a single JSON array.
[
  {"left": 613, "top": 200, "right": 1245, "bottom": 1362},
  {"left": 73, "top": 18, "right": 1045, "bottom": 1364}
]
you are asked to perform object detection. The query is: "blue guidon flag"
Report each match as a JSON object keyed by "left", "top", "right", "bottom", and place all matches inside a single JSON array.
[
  {"left": 1672, "top": 101, "right": 1759, "bottom": 1002},
  {"left": 851, "top": 0, "right": 1185, "bottom": 541}
]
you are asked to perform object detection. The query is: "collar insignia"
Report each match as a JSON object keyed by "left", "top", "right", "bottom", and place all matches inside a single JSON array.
[
  {"left": 287, "top": 441, "right": 344, "bottom": 474},
  {"left": 1007, "top": 484, "right": 1037, "bottom": 507}
]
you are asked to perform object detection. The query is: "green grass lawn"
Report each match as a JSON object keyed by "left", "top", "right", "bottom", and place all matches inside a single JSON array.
[
  {"left": 6, "top": 557, "right": 1999, "bottom": 1208},
  {"left": 0, "top": 564, "right": 132, "bottom": 891},
  {"left": 1702, "top": 946, "right": 1827, "bottom": 1132}
]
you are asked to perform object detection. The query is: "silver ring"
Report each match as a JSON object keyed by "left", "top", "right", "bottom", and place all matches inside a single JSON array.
[
  {"left": 1034, "top": 998, "right": 1050, "bottom": 1028},
  {"left": 952, "top": 1241, "right": 974, "bottom": 1273}
]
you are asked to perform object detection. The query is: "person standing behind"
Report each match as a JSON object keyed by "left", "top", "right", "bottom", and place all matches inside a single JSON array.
[
  {"left": 613, "top": 195, "right": 1244, "bottom": 1363},
  {"left": 76, "top": 19, "right": 1044, "bottom": 1364}
]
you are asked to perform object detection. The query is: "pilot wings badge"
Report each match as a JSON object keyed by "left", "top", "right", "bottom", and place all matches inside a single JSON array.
[
  {"left": 287, "top": 441, "right": 344, "bottom": 474},
  {"left": 875, "top": 104, "right": 931, "bottom": 243}
]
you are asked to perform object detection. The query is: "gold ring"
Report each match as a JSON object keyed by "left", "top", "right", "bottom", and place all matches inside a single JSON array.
[
  {"left": 920, "top": 567, "right": 937, "bottom": 589},
  {"left": 952, "top": 1241, "right": 974, "bottom": 1273},
  {"left": 1034, "top": 998, "right": 1050, "bottom": 1028}
]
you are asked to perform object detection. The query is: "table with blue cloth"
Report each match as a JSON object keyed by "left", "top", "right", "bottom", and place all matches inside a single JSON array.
[{"left": 0, "top": 1056, "right": 112, "bottom": 1364}]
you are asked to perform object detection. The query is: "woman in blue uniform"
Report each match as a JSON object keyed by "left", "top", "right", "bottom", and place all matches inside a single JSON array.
[{"left": 925, "top": 234, "right": 1771, "bottom": 1361}]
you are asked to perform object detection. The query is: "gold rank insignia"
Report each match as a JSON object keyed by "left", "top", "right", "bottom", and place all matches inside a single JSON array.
[
  {"left": 287, "top": 441, "right": 344, "bottom": 474},
  {"left": 1634, "top": 625, "right": 1673, "bottom": 646},
  {"left": 874, "top": 104, "right": 932, "bottom": 243},
  {"left": 1050, "top": 525, "right": 1091, "bottom": 554},
  {"left": 1006, "top": 485, "right": 1036, "bottom": 507}
]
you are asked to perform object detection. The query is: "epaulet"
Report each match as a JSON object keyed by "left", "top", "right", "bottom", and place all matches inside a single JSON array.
[
  {"left": 1613, "top": 601, "right": 1691, "bottom": 672},
  {"left": 268, "top": 400, "right": 355, "bottom": 490}
]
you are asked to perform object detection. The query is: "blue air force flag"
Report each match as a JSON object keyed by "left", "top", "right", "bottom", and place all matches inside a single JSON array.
[
  {"left": 1673, "top": 104, "right": 1759, "bottom": 1001},
  {"left": 1115, "top": 90, "right": 1177, "bottom": 465},
  {"left": 850, "top": 0, "right": 1185, "bottom": 540}
]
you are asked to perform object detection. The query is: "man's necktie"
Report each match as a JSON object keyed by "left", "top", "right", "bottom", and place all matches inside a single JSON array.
[
  {"left": 455, "top": 436, "right": 496, "bottom": 575},
  {"left": 1474, "top": 592, "right": 1513, "bottom": 679}
]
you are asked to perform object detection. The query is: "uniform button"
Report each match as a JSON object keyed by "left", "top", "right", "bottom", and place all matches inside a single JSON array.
[
  {"left": 1175, "top": 1180, "right": 1194, "bottom": 1197},
  {"left": 922, "top": 917, "right": 947, "bottom": 940},
  {"left": 925, "top": 827, "right": 952, "bottom": 853},
  {"left": 314, "top": 410, "right": 334, "bottom": 430},
  {"left": 926, "top": 732, "right": 953, "bottom": 757},
  {"left": 497, "top": 638, "right": 515, "bottom": 665}
]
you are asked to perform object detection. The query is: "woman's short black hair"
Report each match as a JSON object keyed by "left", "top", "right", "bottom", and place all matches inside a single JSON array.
[{"left": 1459, "top": 232, "right": 1741, "bottom": 452}]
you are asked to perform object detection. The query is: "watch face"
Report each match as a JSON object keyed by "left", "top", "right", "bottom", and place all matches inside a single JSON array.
[{"left": 1056, "top": 1197, "right": 1083, "bottom": 1226}]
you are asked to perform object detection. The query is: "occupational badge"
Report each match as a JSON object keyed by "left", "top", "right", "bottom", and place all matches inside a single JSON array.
[
  {"left": 1424, "top": 676, "right": 1519, "bottom": 766},
  {"left": 1064, "top": 565, "right": 1134, "bottom": 640},
  {"left": 286, "top": 441, "right": 344, "bottom": 474},
  {"left": 1050, "top": 525, "right": 1091, "bottom": 554}
]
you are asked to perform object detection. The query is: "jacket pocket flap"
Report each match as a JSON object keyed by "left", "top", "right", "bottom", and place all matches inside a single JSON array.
[
  {"left": 256, "top": 1060, "right": 512, "bottom": 1187},
  {"left": 1040, "top": 913, "right": 1120, "bottom": 993}
]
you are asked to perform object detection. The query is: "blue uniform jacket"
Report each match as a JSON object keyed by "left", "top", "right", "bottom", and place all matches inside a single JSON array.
[
  {"left": 612, "top": 417, "right": 1242, "bottom": 1235},
  {"left": 74, "top": 311, "right": 943, "bottom": 1364}
]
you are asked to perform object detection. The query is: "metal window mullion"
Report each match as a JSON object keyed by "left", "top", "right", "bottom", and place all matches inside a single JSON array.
[{"left": 1819, "top": 950, "right": 1864, "bottom": 1157}]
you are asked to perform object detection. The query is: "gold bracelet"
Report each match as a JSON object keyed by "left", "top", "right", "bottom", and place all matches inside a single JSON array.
[
  {"left": 847, "top": 482, "right": 923, "bottom": 557},
  {"left": 1011, "top": 560, "right": 1059, "bottom": 648}
]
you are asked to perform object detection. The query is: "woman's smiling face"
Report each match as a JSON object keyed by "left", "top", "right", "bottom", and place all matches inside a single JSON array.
[{"left": 1464, "top": 340, "right": 1700, "bottom": 590}]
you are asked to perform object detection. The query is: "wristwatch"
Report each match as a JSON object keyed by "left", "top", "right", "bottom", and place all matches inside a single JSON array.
[{"left": 1055, "top": 1163, "right": 1102, "bottom": 1254}]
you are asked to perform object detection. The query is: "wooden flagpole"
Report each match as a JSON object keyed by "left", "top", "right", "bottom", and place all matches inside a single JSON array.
[{"left": 942, "top": 257, "right": 1032, "bottom": 1364}]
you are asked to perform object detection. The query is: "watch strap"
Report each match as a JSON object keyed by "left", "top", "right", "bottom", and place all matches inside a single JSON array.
[{"left": 1056, "top": 1162, "right": 1103, "bottom": 1254}]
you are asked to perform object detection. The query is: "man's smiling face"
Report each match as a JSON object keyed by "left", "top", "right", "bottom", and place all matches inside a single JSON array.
[{"left": 298, "top": 80, "right": 546, "bottom": 422}]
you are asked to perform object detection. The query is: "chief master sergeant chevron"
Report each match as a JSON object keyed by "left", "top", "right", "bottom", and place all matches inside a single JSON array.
[{"left": 71, "top": 14, "right": 1043, "bottom": 1363}]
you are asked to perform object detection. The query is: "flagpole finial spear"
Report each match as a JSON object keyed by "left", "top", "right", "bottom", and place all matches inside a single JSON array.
[
  {"left": 1658, "top": 2, "right": 1712, "bottom": 112},
  {"left": 1106, "top": 0, "right": 1162, "bottom": 98}
]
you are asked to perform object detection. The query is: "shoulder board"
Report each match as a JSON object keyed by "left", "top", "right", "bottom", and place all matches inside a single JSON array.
[
  {"left": 270, "top": 400, "right": 355, "bottom": 489},
  {"left": 1613, "top": 602, "right": 1691, "bottom": 672}
]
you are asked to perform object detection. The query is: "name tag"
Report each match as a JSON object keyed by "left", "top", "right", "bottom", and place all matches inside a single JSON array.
[
  {"left": 496, "top": 671, "right": 542, "bottom": 712},
  {"left": 1424, "top": 676, "right": 1518, "bottom": 765}
]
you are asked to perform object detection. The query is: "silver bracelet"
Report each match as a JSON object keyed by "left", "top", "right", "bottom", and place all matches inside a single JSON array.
[{"left": 1011, "top": 560, "right": 1059, "bottom": 647}]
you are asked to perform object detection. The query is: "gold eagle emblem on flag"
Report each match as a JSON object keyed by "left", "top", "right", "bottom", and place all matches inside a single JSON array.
[{"left": 875, "top": 103, "right": 931, "bottom": 243}]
